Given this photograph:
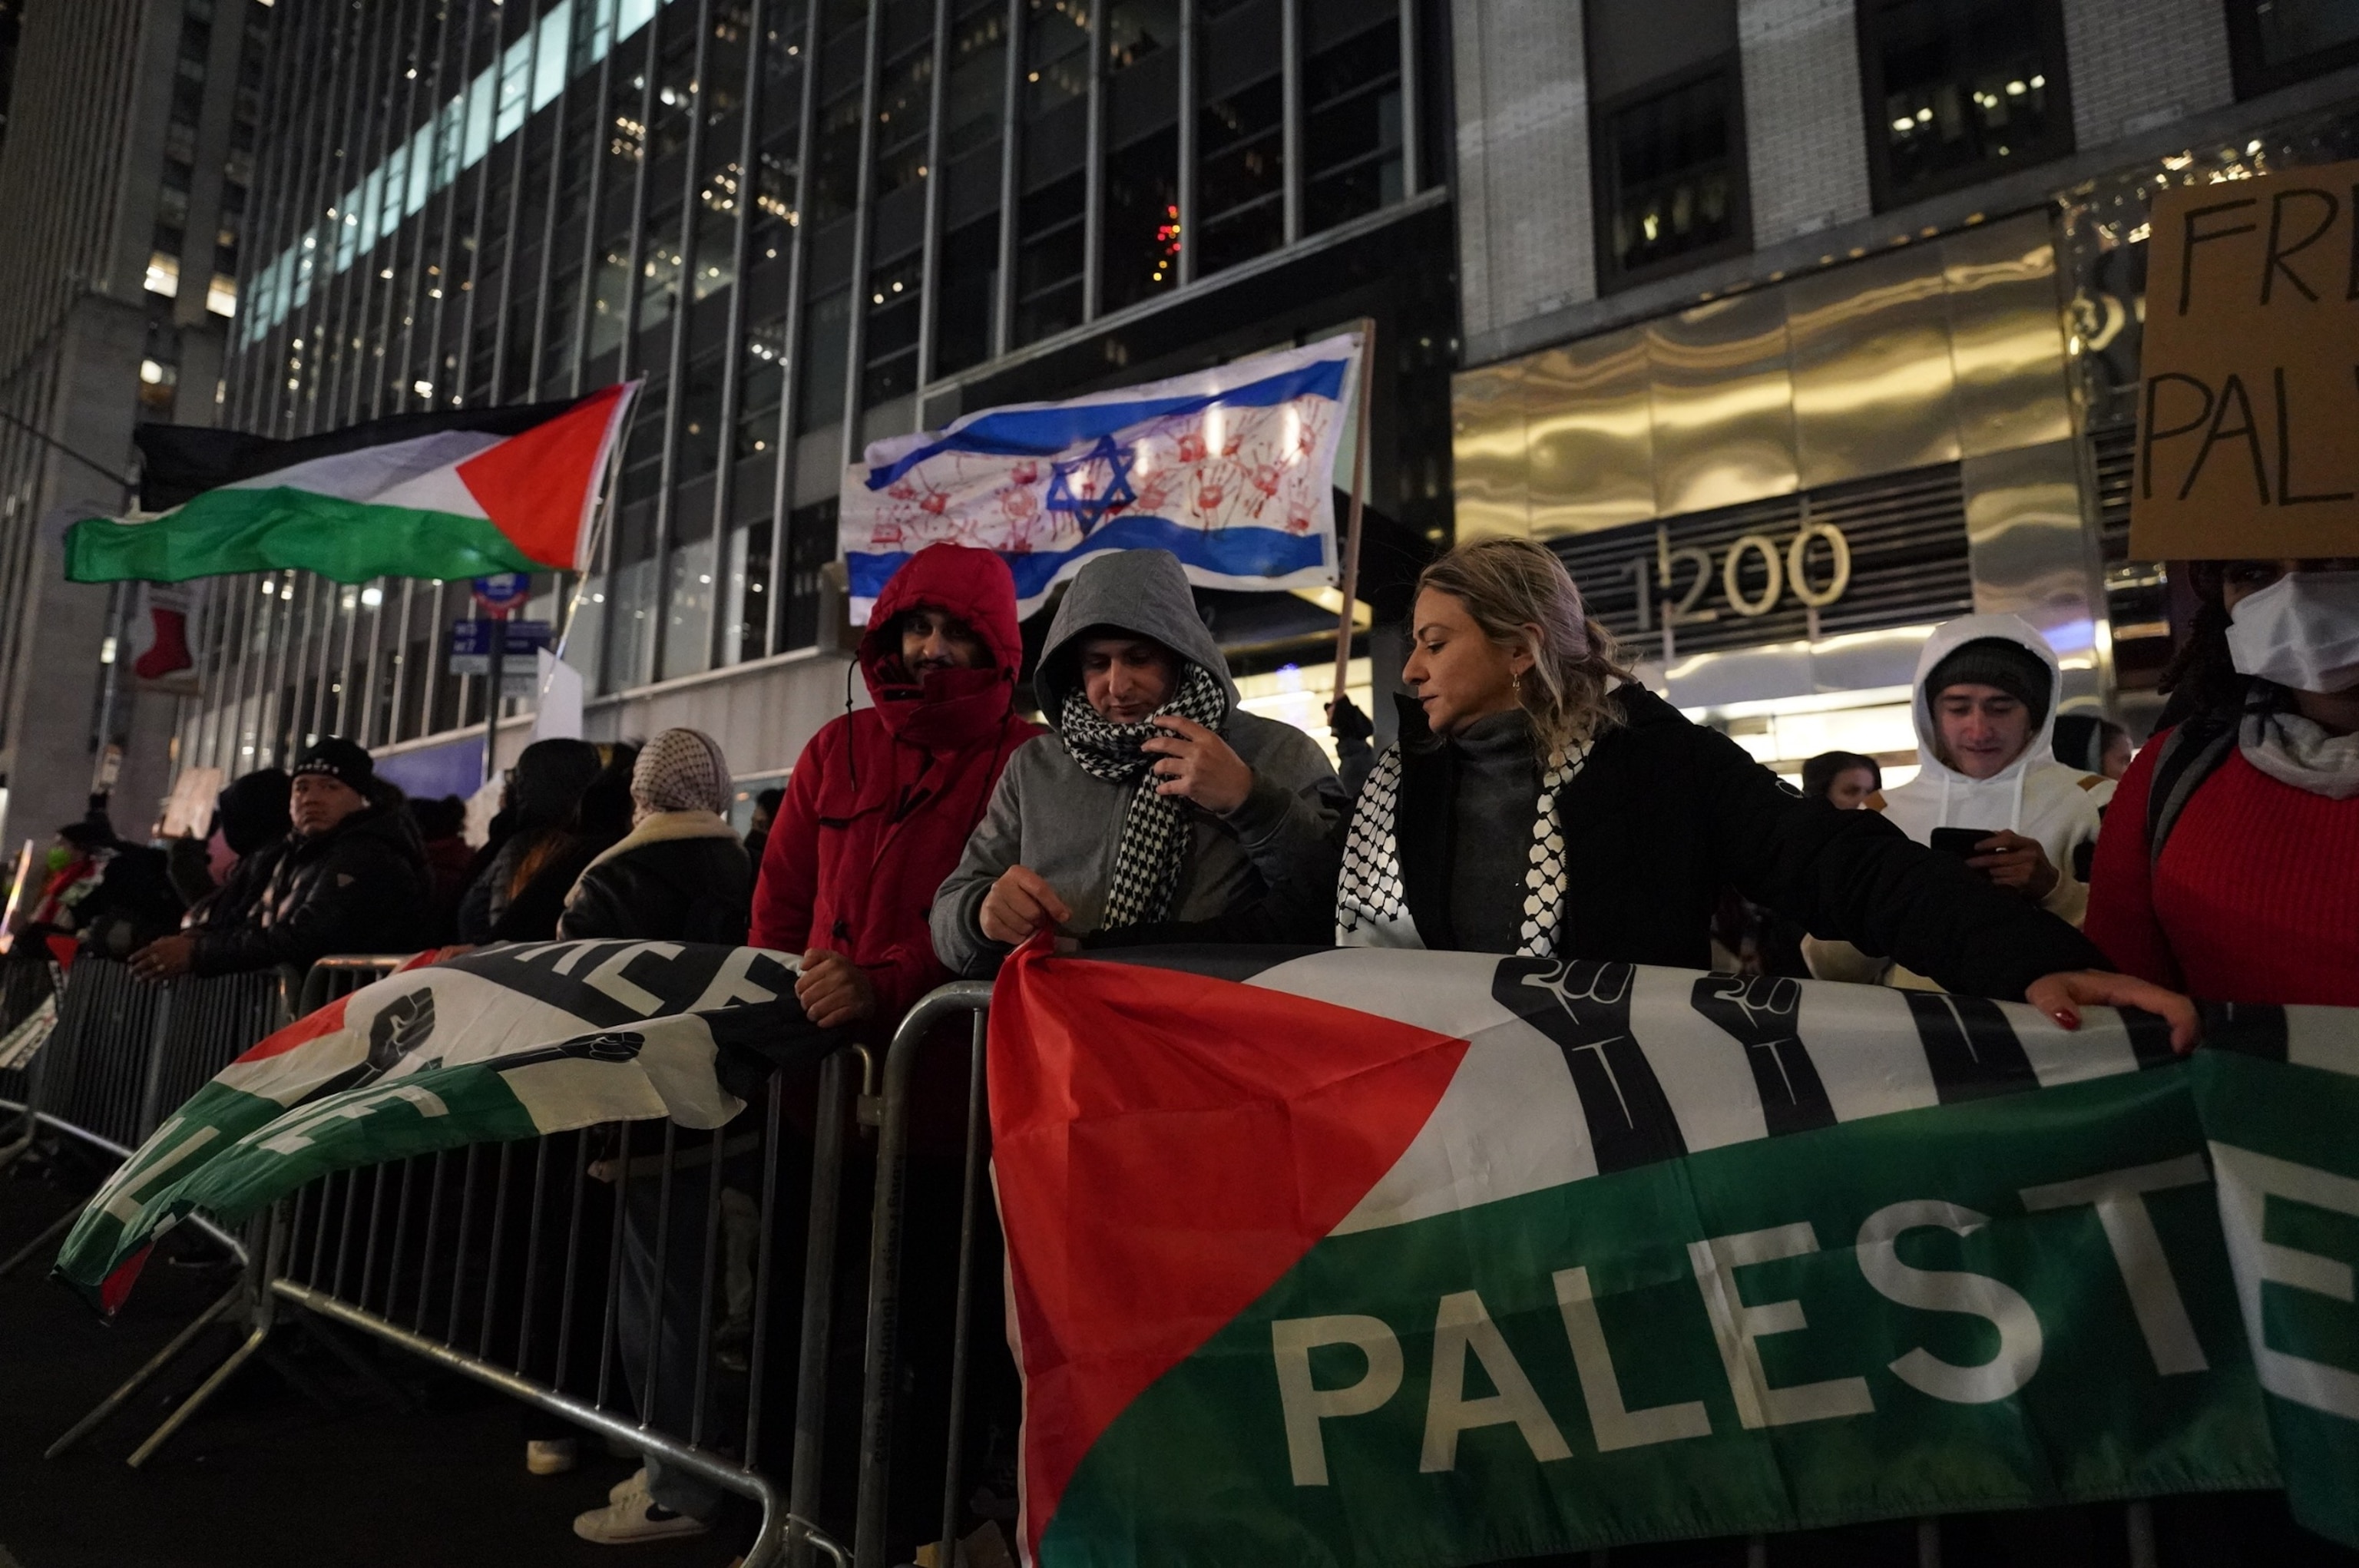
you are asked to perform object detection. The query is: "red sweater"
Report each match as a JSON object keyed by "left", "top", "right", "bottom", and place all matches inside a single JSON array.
[{"left": 2086, "top": 736, "right": 2359, "bottom": 1006}]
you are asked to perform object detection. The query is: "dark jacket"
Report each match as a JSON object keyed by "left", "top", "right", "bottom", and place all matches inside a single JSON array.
[
  {"left": 1386, "top": 686, "right": 2106, "bottom": 1001},
  {"left": 558, "top": 814, "right": 753, "bottom": 944},
  {"left": 190, "top": 804, "right": 434, "bottom": 976},
  {"left": 184, "top": 840, "right": 284, "bottom": 935},
  {"left": 73, "top": 845, "right": 187, "bottom": 960}
]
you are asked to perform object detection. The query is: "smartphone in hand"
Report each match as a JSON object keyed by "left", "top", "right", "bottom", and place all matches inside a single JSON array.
[{"left": 1928, "top": 826, "right": 1994, "bottom": 868}]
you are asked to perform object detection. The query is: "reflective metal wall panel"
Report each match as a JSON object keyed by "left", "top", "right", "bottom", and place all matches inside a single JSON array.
[
  {"left": 1451, "top": 364, "right": 1532, "bottom": 541},
  {"left": 1788, "top": 246, "right": 1959, "bottom": 488},
  {"left": 1646, "top": 290, "right": 1798, "bottom": 517},
  {"left": 1525, "top": 329, "right": 1656, "bottom": 538},
  {"left": 1961, "top": 436, "right": 2103, "bottom": 706},
  {"left": 1944, "top": 212, "right": 2073, "bottom": 458}
]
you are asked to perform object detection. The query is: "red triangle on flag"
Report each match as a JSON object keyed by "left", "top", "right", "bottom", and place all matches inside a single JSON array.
[
  {"left": 989, "top": 943, "right": 1467, "bottom": 1559},
  {"left": 455, "top": 384, "right": 629, "bottom": 569}
]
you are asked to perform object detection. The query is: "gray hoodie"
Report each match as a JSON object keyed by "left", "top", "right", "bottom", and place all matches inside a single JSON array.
[{"left": 929, "top": 548, "right": 1344, "bottom": 974}]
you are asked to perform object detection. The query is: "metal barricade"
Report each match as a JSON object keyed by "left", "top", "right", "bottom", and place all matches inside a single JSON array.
[
  {"left": 251, "top": 1044, "right": 872, "bottom": 1568},
  {"left": 0, "top": 956, "right": 58, "bottom": 1165},
  {"left": 849, "top": 982, "right": 995, "bottom": 1568},
  {"left": 31, "top": 954, "right": 412, "bottom": 1462},
  {"left": 298, "top": 954, "right": 412, "bottom": 1016}
]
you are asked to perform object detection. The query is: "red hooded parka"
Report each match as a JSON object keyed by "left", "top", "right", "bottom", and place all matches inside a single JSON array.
[{"left": 749, "top": 542, "right": 1041, "bottom": 1027}]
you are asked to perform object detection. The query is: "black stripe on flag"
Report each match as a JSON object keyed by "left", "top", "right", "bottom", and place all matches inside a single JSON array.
[
  {"left": 2198, "top": 1001, "right": 2289, "bottom": 1063},
  {"left": 1492, "top": 958, "right": 1687, "bottom": 1173},
  {"left": 1689, "top": 974, "right": 1835, "bottom": 1136},
  {"left": 131, "top": 396, "right": 586, "bottom": 511},
  {"left": 1904, "top": 991, "right": 2036, "bottom": 1101}
]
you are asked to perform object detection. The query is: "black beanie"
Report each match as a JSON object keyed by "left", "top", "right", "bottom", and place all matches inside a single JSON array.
[
  {"left": 217, "top": 768, "right": 293, "bottom": 855},
  {"left": 290, "top": 736, "right": 376, "bottom": 794},
  {"left": 1925, "top": 638, "right": 2050, "bottom": 731}
]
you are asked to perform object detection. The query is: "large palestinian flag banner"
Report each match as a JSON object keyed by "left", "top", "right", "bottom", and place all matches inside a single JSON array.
[
  {"left": 992, "top": 945, "right": 2359, "bottom": 1562},
  {"left": 65, "top": 384, "right": 637, "bottom": 584},
  {"left": 53, "top": 939, "right": 810, "bottom": 1314}
]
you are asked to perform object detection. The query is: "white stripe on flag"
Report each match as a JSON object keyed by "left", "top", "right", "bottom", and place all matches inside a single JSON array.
[
  {"left": 220, "top": 428, "right": 501, "bottom": 511},
  {"left": 1249, "top": 949, "right": 1598, "bottom": 1237}
]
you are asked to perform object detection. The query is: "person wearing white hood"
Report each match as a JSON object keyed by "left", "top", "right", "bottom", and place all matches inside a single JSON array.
[{"left": 1806, "top": 613, "right": 2107, "bottom": 987}]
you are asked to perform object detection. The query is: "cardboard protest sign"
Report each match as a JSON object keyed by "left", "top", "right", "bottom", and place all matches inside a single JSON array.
[{"left": 2133, "top": 160, "right": 2359, "bottom": 560}]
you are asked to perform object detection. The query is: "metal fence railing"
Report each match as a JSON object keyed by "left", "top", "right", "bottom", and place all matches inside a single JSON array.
[
  {"left": 850, "top": 982, "right": 995, "bottom": 1568},
  {"left": 256, "top": 1045, "right": 872, "bottom": 1566},
  {"left": 19, "top": 956, "right": 404, "bottom": 1468},
  {"left": 0, "top": 955, "right": 58, "bottom": 1166},
  {"left": 0, "top": 958, "right": 291, "bottom": 1283}
]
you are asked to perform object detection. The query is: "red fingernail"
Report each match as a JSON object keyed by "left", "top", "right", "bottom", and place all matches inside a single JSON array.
[{"left": 2052, "top": 1010, "right": 2079, "bottom": 1030}]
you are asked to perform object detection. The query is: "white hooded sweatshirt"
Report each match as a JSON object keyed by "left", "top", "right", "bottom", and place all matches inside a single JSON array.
[
  {"left": 1875, "top": 613, "right": 2106, "bottom": 914},
  {"left": 1805, "top": 614, "right": 2106, "bottom": 988}
]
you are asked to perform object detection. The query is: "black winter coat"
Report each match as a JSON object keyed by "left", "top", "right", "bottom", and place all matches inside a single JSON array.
[
  {"left": 1388, "top": 686, "right": 2106, "bottom": 1001},
  {"left": 190, "top": 806, "right": 434, "bottom": 976},
  {"left": 557, "top": 822, "right": 751, "bottom": 945}
]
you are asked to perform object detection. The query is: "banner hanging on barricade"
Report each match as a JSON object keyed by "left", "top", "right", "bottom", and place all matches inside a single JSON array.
[
  {"left": 988, "top": 945, "right": 2359, "bottom": 1563},
  {"left": 53, "top": 941, "right": 818, "bottom": 1315}
]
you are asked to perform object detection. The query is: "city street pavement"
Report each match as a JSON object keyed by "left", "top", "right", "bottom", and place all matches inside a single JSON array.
[{"left": 0, "top": 1165, "right": 739, "bottom": 1568}]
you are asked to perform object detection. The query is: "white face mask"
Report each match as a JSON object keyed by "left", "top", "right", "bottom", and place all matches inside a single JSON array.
[{"left": 2225, "top": 571, "right": 2359, "bottom": 693}]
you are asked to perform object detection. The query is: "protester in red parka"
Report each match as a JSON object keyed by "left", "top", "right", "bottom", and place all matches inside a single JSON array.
[{"left": 751, "top": 541, "right": 1041, "bottom": 1030}]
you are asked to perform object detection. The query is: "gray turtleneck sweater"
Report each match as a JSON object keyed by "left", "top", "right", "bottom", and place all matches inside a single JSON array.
[{"left": 1447, "top": 709, "right": 1543, "bottom": 954}]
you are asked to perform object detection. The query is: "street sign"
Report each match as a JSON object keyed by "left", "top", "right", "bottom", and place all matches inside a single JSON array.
[
  {"left": 448, "top": 617, "right": 551, "bottom": 674},
  {"left": 471, "top": 572, "right": 532, "bottom": 614}
]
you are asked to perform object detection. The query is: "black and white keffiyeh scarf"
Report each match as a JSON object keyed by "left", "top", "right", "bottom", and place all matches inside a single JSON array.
[
  {"left": 1058, "top": 662, "right": 1230, "bottom": 928},
  {"left": 1335, "top": 739, "right": 1589, "bottom": 955}
]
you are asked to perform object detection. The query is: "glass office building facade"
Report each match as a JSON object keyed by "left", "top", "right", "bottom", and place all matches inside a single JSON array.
[{"left": 181, "top": 0, "right": 1454, "bottom": 789}]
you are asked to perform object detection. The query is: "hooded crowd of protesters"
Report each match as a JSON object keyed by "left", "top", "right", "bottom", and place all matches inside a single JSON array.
[{"left": 4, "top": 539, "right": 2354, "bottom": 1556}]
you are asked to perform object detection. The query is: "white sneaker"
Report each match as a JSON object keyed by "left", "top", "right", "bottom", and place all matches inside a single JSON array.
[
  {"left": 609, "top": 1467, "right": 649, "bottom": 1505},
  {"left": 525, "top": 1437, "right": 579, "bottom": 1476},
  {"left": 573, "top": 1477, "right": 710, "bottom": 1546}
]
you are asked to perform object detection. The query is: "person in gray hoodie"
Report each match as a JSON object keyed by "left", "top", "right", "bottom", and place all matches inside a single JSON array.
[{"left": 931, "top": 547, "right": 1344, "bottom": 971}]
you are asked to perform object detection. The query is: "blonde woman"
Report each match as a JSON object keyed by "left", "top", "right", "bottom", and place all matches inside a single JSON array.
[{"left": 1335, "top": 538, "right": 2197, "bottom": 1040}]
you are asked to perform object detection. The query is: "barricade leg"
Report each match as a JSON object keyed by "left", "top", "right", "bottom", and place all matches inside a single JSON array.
[
  {"left": 125, "top": 1207, "right": 289, "bottom": 1468},
  {"left": 933, "top": 1008, "right": 990, "bottom": 1568},
  {"left": 0, "top": 1206, "right": 78, "bottom": 1277},
  {"left": 852, "top": 981, "right": 994, "bottom": 1568},
  {"left": 45, "top": 1278, "right": 246, "bottom": 1458},
  {"left": 784, "top": 1050, "right": 857, "bottom": 1568}
]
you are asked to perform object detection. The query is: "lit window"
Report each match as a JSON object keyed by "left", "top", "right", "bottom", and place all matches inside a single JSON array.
[
  {"left": 1858, "top": 0, "right": 2072, "bottom": 210},
  {"left": 206, "top": 273, "right": 237, "bottom": 317},
  {"left": 146, "top": 252, "right": 180, "bottom": 297}
]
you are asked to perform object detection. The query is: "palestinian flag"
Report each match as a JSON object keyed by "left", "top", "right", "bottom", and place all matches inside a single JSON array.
[
  {"left": 991, "top": 944, "right": 2359, "bottom": 1563},
  {"left": 55, "top": 939, "right": 811, "bottom": 1315},
  {"left": 65, "top": 383, "right": 637, "bottom": 584}
]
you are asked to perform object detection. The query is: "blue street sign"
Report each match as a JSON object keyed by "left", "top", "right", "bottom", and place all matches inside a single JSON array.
[
  {"left": 471, "top": 572, "right": 531, "bottom": 612},
  {"left": 448, "top": 617, "right": 552, "bottom": 671}
]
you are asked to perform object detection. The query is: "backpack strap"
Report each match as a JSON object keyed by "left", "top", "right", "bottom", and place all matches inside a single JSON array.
[{"left": 2144, "top": 710, "right": 2238, "bottom": 875}]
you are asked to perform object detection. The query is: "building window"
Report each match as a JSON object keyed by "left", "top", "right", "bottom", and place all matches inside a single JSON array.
[
  {"left": 1303, "top": 2, "right": 1404, "bottom": 236},
  {"left": 1196, "top": 0, "right": 1285, "bottom": 279},
  {"left": 2224, "top": 0, "right": 2359, "bottom": 98},
  {"left": 1856, "top": 0, "right": 2072, "bottom": 210},
  {"left": 1591, "top": 62, "right": 1749, "bottom": 291}
]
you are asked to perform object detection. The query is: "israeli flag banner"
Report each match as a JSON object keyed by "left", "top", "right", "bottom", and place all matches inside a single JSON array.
[{"left": 839, "top": 332, "right": 1362, "bottom": 622}]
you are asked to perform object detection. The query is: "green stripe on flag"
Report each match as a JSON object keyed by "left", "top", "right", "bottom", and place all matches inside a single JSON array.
[
  {"left": 2189, "top": 1049, "right": 2359, "bottom": 1550},
  {"left": 1044, "top": 1065, "right": 2280, "bottom": 1566},
  {"left": 66, "top": 485, "right": 539, "bottom": 584}
]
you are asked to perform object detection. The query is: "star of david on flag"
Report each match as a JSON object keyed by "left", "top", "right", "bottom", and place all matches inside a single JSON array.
[
  {"left": 839, "top": 332, "right": 1362, "bottom": 622},
  {"left": 1044, "top": 435, "right": 1139, "bottom": 538}
]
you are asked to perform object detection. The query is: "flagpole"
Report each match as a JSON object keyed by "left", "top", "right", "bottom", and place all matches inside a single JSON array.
[
  {"left": 1331, "top": 317, "right": 1377, "bottom": 708},
  {"left": 549, "top": 389, "right": 635, "bottom": 678}
]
